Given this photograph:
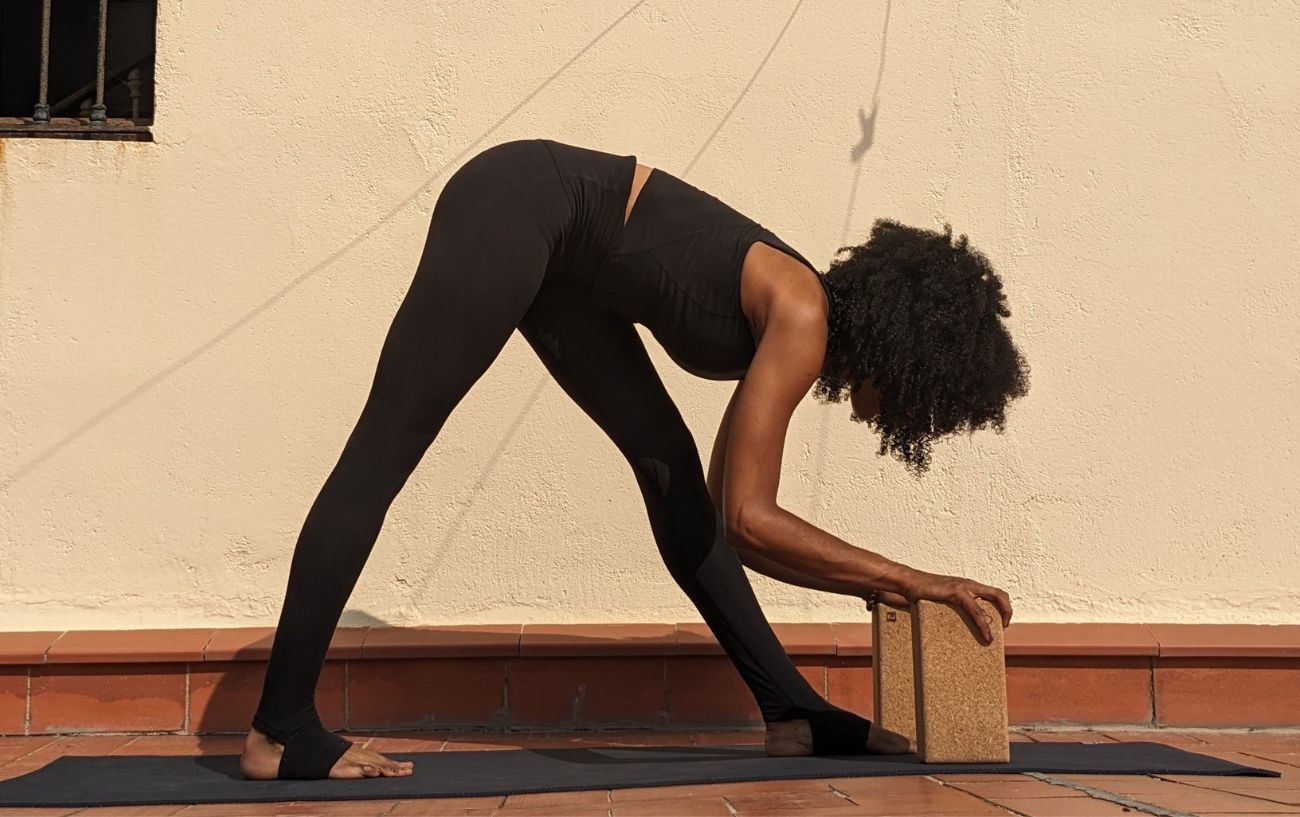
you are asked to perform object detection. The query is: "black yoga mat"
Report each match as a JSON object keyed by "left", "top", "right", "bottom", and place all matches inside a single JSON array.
[{"left": 0, "top": 741, "right": 1279, "bottom": 808}]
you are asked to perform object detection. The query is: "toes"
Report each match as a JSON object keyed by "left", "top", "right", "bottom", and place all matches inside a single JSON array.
[
  {"left": 888, "top": 733, "right": 911, "bottom": 753},
  {"left": 337, "top": 749, "right": 415, "bottom": 778},
  {"left": 864, "top": 725, "right": 911, "bottom": 754}
]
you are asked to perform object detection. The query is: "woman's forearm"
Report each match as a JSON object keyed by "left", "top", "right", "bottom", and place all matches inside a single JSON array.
[
  {"left": 732, "top": 505, "right": 914, "bottom": 597},
  {"left": 704, "top": 382, "right": 912, "bottom": 597},
  {"left": 734, "top": 542, "right": 871, "bottom": 598}
]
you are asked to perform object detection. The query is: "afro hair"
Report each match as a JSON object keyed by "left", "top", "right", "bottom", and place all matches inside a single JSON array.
[{"left": 813, "top": 218, "right": 1030, "bottom": 477}]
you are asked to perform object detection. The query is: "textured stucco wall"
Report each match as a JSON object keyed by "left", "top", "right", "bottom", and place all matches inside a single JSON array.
[{"left": 2, "top": 1, "right": 1297, "bottom": 629}]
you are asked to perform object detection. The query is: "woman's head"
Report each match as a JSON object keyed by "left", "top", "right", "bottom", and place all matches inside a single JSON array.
[{"left": 814, "top": 218, "right": 1030, "bottom": 477}]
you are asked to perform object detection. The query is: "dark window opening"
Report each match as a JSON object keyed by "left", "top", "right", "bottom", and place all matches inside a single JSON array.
[{"left": 1, "top": 0, "right": 156, "bottom": 139}]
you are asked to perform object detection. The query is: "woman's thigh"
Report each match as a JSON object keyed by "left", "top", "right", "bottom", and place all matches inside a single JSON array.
[
  {"left": 518, "top": 273, "right": 701, "bottom": 474},
  {"left": 516, "top": 271, "right": 724, "bottom": 583},
  {"left": 354, "top": 141, "right": 565, "bottom": 438}
]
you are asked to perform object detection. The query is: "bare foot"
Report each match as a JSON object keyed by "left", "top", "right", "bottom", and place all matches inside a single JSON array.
[
  {"left": 764, "top": 719, "right": 912, "bottom": 756},
  {"left": 864, "top": 723, "right": 912, "bottom": 754},
  {"left": 239, "top": 726, "right": 415, "bottom": 780}
]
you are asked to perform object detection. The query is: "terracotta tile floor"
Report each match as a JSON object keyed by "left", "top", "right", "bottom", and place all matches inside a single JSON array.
[{"left": 0, "top": 727, "right": 1298, "bottom": 816}]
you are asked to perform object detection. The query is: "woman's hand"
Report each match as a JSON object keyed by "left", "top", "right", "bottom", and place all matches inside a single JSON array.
[{"left": 897, "top": 569, "right": 1013, "bottom": 644}]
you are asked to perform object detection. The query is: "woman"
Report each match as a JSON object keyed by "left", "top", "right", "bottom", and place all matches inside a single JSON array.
[{"left": 239, "top": 138, "right": 1030, "bottom": 780}]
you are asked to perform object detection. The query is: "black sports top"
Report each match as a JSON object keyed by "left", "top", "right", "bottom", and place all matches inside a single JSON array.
[{"left": 538, "top": 138, "right": 828, "bottom": 381}]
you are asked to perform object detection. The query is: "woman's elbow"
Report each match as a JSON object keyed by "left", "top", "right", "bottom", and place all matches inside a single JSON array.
[{"left": 726, "top": 503, "right": 773, "bottom": 551}]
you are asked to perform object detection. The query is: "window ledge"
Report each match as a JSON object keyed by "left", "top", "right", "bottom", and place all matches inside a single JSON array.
[{"left": 0, "top": 117, "right": 152, "bottom": 141}]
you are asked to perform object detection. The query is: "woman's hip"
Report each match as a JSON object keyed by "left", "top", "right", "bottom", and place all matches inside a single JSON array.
[{"left": 435, "top": 138, "right": 571, "bottom": 244}]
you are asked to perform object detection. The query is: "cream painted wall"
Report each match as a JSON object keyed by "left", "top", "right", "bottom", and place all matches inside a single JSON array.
[{"left": 1, "top": 1, "right": 1297, "bottom": 630}]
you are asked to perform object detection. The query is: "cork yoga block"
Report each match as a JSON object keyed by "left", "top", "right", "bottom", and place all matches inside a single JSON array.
[
  {"left": 870, "top": 600, "right": 917, "bottom": 743},
  {"left": 912, "top": 597, "right": 1010, "bottom": 763}
]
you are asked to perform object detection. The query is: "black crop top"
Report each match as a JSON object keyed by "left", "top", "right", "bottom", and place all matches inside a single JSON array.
[{"left": 539, "top": 138, "right": 826, "bottom": 381}]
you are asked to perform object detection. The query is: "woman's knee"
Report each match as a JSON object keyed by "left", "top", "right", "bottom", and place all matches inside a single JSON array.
[
  {"left": 629, "top": 449, "right": 715, "bottom": 533},
  {"left": 630, "top": 455, "right": 673, "bottom": 500},
  {"left": 626, "top": 434, "right": 701, "bottom": 499}
]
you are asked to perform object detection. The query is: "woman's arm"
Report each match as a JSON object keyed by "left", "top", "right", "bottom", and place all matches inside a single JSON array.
[
  {"left": 707, "top": 385, "right": 868, "bottom": 595},
  {"left": 709, "top": 305, "right": 916, "bottom": 598},
  {"left": 707, "top": 381, "right": 874, "bottom": 598},
  {"left": 709, "top": 305, "right": 1012, "bottom": 640}
]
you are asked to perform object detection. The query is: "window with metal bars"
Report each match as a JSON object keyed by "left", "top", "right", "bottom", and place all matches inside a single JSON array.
[{"left": 0, "top": 0, "right": 156, "bottom": 140}]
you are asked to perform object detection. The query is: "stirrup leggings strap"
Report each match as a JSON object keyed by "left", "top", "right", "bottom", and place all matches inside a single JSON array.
[
  {"left": 799, "top": 706, "right": 875, "bottom": 755},
  {"left": 254, "top": 714, "right": 352, "bottom": 780}
]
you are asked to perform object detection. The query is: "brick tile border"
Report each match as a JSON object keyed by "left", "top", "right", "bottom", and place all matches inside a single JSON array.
[{"left": 0, "top": 623, "right": 1296, "bottom": 735}]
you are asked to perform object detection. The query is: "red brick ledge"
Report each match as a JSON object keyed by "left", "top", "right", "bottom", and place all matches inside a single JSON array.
[
  {"left": 2, "top": 622, "right": 1300, "bottom": 665},
  {"left": 2, "top": 623, "right": 1299, "bottom": 735}
]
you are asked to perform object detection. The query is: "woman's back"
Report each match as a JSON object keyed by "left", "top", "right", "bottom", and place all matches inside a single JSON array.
[{"left": 539, "top": 138, "right": 822, "bottom": 380}]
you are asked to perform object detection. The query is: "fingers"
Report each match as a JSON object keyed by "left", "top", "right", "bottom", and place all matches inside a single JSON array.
[
  {"left": 976, "top": 585, "right": 1014, "bottom": 627},
  {"left": 919, "top": 575, "right": 1011, "bottom": 644},
  {"left": 957, "top": 590, "right": 993, "bottom": 644}
]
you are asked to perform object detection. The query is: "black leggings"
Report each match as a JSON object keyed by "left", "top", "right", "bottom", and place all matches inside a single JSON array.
[{"left": 251, "top": 140, "right": 872, "bottom": 779}]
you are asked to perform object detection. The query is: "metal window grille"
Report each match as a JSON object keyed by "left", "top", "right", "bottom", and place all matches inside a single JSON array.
[{"left": 1, "top": 0, "right": 156, "bottom": 139}]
